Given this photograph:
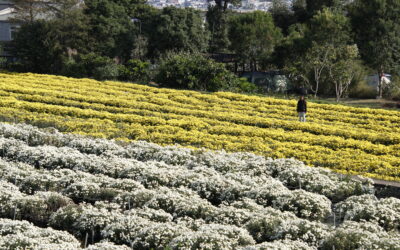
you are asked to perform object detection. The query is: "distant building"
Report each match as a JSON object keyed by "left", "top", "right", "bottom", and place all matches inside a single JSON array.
[
  {"left": 366, "top": 73, "right": 392, "bottom": 92},
  {"left": 0, "top": 1, "right": 17, "bottom": 60},
  {"left": 241, "top": 71, "right": 291, "bottom": 93},
  {"left": 0, "top": 1, "right": 16, "bottom": 42}
]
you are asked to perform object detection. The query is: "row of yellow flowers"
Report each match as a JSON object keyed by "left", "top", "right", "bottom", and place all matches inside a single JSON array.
[
  {"left": 0, "top": 73, "right": 399, "bottom": 181},
  {"left": 4, "top": 77, "right": 400, "bottom": 128},
  {"left": 2, "top": 84, "right": 400, "bottom": 148},
  {"left": 2, "top": 82, "right": 400, "bottom": 144},
  {"left": 1, "top": 93, "right": 399, "bottom": 157}
]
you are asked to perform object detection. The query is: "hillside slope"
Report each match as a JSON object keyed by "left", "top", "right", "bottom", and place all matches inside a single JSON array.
[
  {"left": 0, "top": 73, "right": 399, "bottom": 181},
  {"left": 1, "top": 122, "right": 399, "bottom": 249}
]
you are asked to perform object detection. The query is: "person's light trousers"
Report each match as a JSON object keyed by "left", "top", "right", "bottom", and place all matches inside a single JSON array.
[{"left": 298, "top": 112, "right": 306, "bottom": 122}]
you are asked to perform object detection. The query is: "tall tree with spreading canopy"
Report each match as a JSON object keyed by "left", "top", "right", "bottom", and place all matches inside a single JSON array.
[
  {"left": 269, "top": 0, "right": 296, "bottom": 34},
  {"left": 228, "top": 11, "right": 282, "bottom": 71},
  {"left": 206, "top": 0, "right": 239, "bottom": 53},
  {"left": 349, "top": 0, "right": 400, "bottom": 98},
  {"left": 286, "top": 8, "right": 354, "bottom": 97},
  {"left": 84, "top": 0, "right": 136, "bottom": 59},
  {"left": 147, "top": 7, "right": 209, "bottom": 58},
  {"left": 206, "top": 5, "right": 230, "bottom": 53},
  {"left": 12, "top": 21, "right": 63, "bottom": 73}
]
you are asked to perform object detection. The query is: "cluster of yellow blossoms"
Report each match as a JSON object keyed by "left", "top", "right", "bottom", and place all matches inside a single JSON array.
[{"left": 0, "top": 72, "right": 399, "bottom": 181}]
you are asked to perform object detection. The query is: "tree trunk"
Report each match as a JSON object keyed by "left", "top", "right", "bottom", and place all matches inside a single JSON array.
[
  {"left": 314, "top": 81, "right": 318, "bottom": 98},
  {"left": 378, "top": 69, "right": 384, "bottom": 99},
  {"left": 335, "top": 83, "right": 340, "bottom": 102},
  {"left": 223, "top": 0, "right": 228, "bottom": 11}
]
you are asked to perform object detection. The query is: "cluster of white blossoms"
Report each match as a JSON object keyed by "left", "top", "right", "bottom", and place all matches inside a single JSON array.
[
  {"left": 0, "top": 218, "right": 80, "bottom": 249},
  {"left": 0, "top": 122, "right": 399, "bottom": 249},
  {"left": 335, "top": 194, "right": 400, "bottom": 231}
]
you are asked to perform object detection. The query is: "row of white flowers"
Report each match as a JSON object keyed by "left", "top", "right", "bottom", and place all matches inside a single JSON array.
[
  {"left": 0, "top": 123, "right": 374, "bottom": 201},
  {"left": 2, "top": 185, "right": 399, "bottom": 250},
  {"left": 0, "top": 178, "right": 330, "bottom": 248},
  {"left": 0, "top": 137, "right": 332, "bottom": 221},
  {"left": 0, "top": 122, "right": 399, "bottom": 249}
]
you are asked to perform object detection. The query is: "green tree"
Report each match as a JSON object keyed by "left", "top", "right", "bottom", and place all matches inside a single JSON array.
[
  {"left": 206, "top": 0, "right": 239, "bottom": 53},
  {"left": 327, "top": 45, "right": 360, "bottom": 102},
  {"left": 272, "top": 22, "right": 308, "bottom": 69},
  {"left": 291, "top": 0, "right": 350, "bottom": 23},
  {"left": 12, "top": 21, "right": 63, "bottom": 73},
  {"left": 148, "top": 7, "right": 209, "bottom": 58},
  {"left": 289, "top": 42, "right": 333, "bottom": 97},
  {"left": 11, "top": 1, "right": 93, "bottom": 74},
  {"left": 286, "top": 9, "right": 354, "bottom": 97},
  {"left": 50, "top": 7, "right": 93, "bottom": 56},
  {"left": 292, "top": 0, "right": 308, "bottom": 23},
  {"left": 228, "top": 11, "right": 282, "bottom": 71},
  {"left": 269, "top": 0, "right": 296, "bottom": 34},
  {"left": 84, "top": 0, "right": 136, "bottom": 59},
  {"left": 210, "top": 0, "right": 240, "bottom": 12},
  {"left": 206, "top": 6, "right": 230, "bottom": 53},
  {"left": 349, "top": 0, "right": 400, "bottom": 98},
  {"left": 308, "top": 7, "right": 352, "bottom": 45}
]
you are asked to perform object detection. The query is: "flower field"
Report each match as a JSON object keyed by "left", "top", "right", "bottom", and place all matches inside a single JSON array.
[
  {"left": 0, "top": 122, "right": 399, "bottom": 249},
  {"left": 0, "top": 73, "right": 400, "bottom": 181}
]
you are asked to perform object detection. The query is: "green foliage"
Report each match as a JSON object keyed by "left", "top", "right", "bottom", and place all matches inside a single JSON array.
[
  {"left": 285, "top": 8, "right": 355, "bottom": 97},
  {"left": 49, "top": 7, "right": 93, "bottom": 55},
  {"left": 62, "top": 53, "right": 118, "bottom": 80},
  {"left": 147, "top": 7, "right": 209, "bottom": 58},
  {"left": 0, "top": 45, "right": 6, "bottom": 68},
  {"left": 228, "top": 11, "right": 283, "bottom": 70},
  {"left": 308, "top": 8, "right": 352, "bottom": 45},
  {"left": 93, "top": 63, "right": 120, "bottom": 81},
  {"left": 269, "top": 0, "right": 296, "bottom": 34},
  {"left": 326, "top": 45, "right": 361, "bottom": 101},
  {"left": 349, "top": 0, "right": 400, "bottom": 74},
  {"left": 387, "top": 75, "right": 400, "bottom": 100},
  {"left": 206, "top": 6, "right": 231, "bottom": 53},
  {"left": 155, "top": 52, "right": 240, "bottom": 92},
  {"left": 12, "top": 20, "right": 63, "bottom": 73},
  {"left": 119, "top": 59, "right": 150, "bottom": 82},
  {"left": 349, "top": 81, "right": 376, "bottom": 99},
  {"left": 213, "top": 0, "right": 241, "bottom": 11},
  {"left": 8, "top": 0, "right": 400, "bottom": 101},
  {"left": 234, "top": 78, "right": 259, "bottom": 93},
  {"left": 84, "top": 0, "right": 135, "bottom": 58},
  {"left": 348, "top": 64, "right": 375, "bottom": 99}
]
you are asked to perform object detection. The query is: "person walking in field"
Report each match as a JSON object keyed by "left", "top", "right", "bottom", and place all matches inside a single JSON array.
[{"left": 297, "top": 96, "right": 307, "bottom": 122}]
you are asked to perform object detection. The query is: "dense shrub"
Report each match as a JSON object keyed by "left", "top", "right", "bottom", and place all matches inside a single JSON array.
[
  {"left": 348, "top": 80, "right": 376, "bottom": 99},
  {"left": 387, "top": 75, "right": 400, "bottom": 101},
  {"left": 62, "top": 53, "right": 120, "bottom": 80},
  {"left": 234, "top": 78, "right": 259, "bottom": 93},
  {"left": 93, "top": 63, "right": 120, "bottom": 81},
  {"left": 155, "top": 52, "right": 242, "bottom": 92},
  {"left": 118, "top": 59, "right": 150, "bottom": 83}
]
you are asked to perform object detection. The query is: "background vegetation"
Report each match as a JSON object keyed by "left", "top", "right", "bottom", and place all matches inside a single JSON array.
[{"left": 4, "top": 0, "right": 400, "bottom": 100}]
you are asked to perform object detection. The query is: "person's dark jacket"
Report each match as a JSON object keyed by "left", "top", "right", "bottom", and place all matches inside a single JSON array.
[{"left": 297, "top": 100, "right": 307, "bottom": 112}]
